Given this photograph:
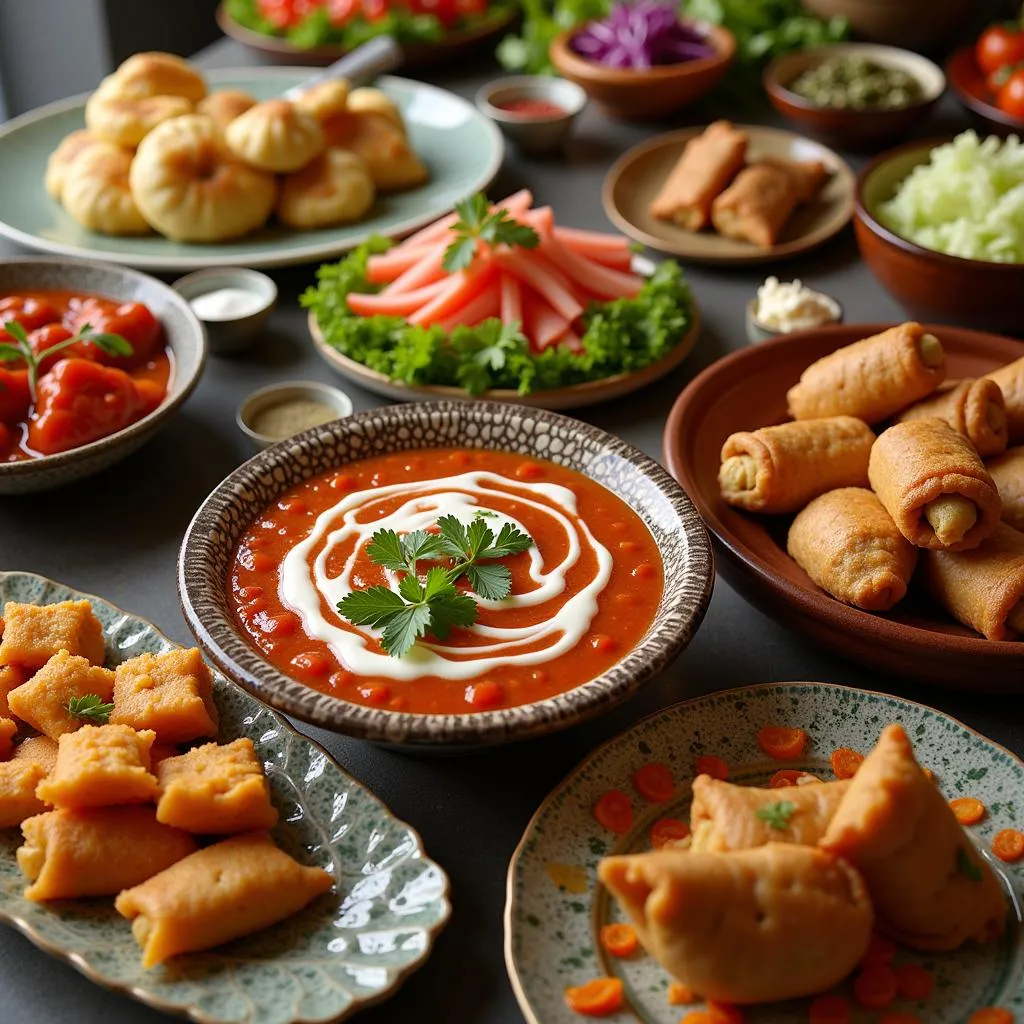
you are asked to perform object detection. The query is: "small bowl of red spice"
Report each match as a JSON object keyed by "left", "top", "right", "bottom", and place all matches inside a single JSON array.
[{"left": 476, "top": 76, "right": 587, "bottom": 155}]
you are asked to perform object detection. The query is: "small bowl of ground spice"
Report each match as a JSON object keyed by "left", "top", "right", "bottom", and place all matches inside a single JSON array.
[
  {"left": 237, "top": 380, "right": 354, "bottom": 450},
  {"left": 476, "top": 76, "right": 587, "bottom": 155}
]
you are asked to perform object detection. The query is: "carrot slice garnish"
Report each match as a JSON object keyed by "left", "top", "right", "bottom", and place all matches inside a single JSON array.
[
  {"left": 593, "top": 790, "right": 633, "bottom": 835},
  {"left": 853, "top": 964, "right": 898, "bottom": 1009},
  {"left": 680, "top": 1014, "right": 716, "bottom": 1024},
  {"left": 879, "top": 1015, "right": 922, "bottom": 1024},
  {"left": 756, "top": 725, "right": 808, "bottom": 760},
  {"left": 564, "top": 977, "right": 624, "bottom": 1017},
  {"left": 707, "top": 1001, "right": 744, "bottom": 1023},
  {"left": 895, "top": 963, "right": 935, "bottom": 1001},
  {"left": 632, "top": 762, "right": 675, "bottom": 803},
  {"left": 830, "top": 747, "right": 864, "bottom": 779},
  {"left": 695, "top": 754, "right": 729, "bottom": 780},
  {"left": 950, "top": 797, "right": 987, "bottom": 826},
  {"left": 599, "top": 922, "right": 638, "bottom": 958},
  {"left": 968, "top": 1010, "right": 1015, "bottom": 1024},
  {"left": 667, "top": 982, "right": 698, "bottom": 1006},
  {"left": 860, "top": 933, "right": 897, "bottom": 967},
  {"left": 651, "top": 817, "right": 690, "bottom": 850},
  {"left": 808, "top": 995, "right": 851, "bottom": 1024},
  {"left": 767, "top": 768, "right": 819, "bottom": 788},
  {"left": 993, "top": 828, "right": 1024, "bottom": 862}
]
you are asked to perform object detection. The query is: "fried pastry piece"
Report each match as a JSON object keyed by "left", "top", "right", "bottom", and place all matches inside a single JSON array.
[
  {"left": 0, "top": 717, "right": 16, "bottom": 759},
  {"left": 225, "top": 99, "right": 324, "bottom": 173},
  {"left": 690, "top": 775, "right": 851, "bottom": 852},
  {"left": 987, "top": 356, "right": 1024, "bottom": 443},
  {"left": 11, "top": 736, "right": 59, "bottom": 775},
  {"left": 45, "top": 130, "right": 102, "bottom": 201},
  {"left": 719, "top": 416, "right": 874, "bottom": 514},
  {"left": 85, "top": 78, "right": 193, "bottom": 148},
  {"left": 868, "top": 418, "right": 1002, "bottom": 550},
  {"left": 788, "top": 488, "right": 918, "bottom": 611},
  {"left": 896, "top": 378, "right": 1008, "bottom": 458},
  {"left": 987, "top": 447, "right": 1024, "bottom": 530},
  {"left": 345, "top": 87, "right": 404, "bottom": 132},
  {"left": 925, "top": 522, "right": 1024, "bottom": 640},
  {"left": 61, "top": 142, "right": 151, "bottom": 236},
  {"left": 711, "top": 163, "right": 799, "bottom": 249},
  {"left": 323, "top": 111, "right": 427, "bottom": 191},
  {"left": 115, "top": 830, "right": 333, "bottom": 968},
  {"left": 105, "top": 52, "right": 206, "bottom": 104},
  {"left": 292, "top": 79, "right": 350, "bottom": 123},
  {"left": 758, "top": 154, "right": 827, "bottom": 202},
  {"left": 276, "top": 148, "right": 375, "bottom": 229},
  {"left": 196, "top": 89, "right": 256, "bottom": 135},
  {"left": 0, "top": 665, "right": 24, "bottom": 718},
  {"left": 0, "top": 762, "right": 48, "bottom": 828},
  {"left": 787, "top": 322, "right": 947, "bottom": 424},
  {"left": 822, "top": 724, "right": 1007, "bottom": 949},
  {"left": 599, "top": 844, "right": 872, "bottom": 1004},
  {"left": 649, "top": 120, "right": 747, "bottom": 231},
  {"left": 0, "top": 600, "right": 105, "bottom": 670}
]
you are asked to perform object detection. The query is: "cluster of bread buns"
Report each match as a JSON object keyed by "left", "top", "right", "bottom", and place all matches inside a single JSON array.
[{"left": 45, "top": 52, "right": 429, "bottom": 243}]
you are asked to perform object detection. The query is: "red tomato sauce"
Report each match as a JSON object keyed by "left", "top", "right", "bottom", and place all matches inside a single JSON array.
[
  {"left": 0, "top": 288, "right": 170, "bottom": 462},
  {"left": 229, "top": 448, "right": 664, "bottom": 715},
  {"left": 496, "top": 98, "right": 567, "bottom": 118}
]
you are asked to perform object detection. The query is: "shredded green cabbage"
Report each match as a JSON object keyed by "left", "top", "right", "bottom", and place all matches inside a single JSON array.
[{"left": 878, "top": 131, "right": 1024, "bottom": 264}]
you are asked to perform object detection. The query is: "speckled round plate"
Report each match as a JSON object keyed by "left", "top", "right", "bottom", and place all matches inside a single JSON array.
[
  {"left": 0, "top": 69, "right": 503, "bottom": 272},
  {"left": 0, "top": 571, "right": 450, "bottom": 1024},
  {"left": 505, "top": 682, "right": 1024, "bottom": 1023}
]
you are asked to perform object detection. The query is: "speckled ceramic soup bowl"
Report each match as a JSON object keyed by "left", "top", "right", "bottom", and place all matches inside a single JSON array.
[
  {"left": 178, "top": 402, "right": 714, "bottom": 749},
  {"left": 0, "top": 257, "right": 206, "bottom": 494}
]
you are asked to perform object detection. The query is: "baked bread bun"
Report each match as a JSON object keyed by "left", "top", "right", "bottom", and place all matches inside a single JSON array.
[
  {"left": 196, "top": 89, "right": 257, "bottom": 136},
  {"left": 224, "top": 99, "right": 324, "bottom": 173},
  {"left": 345, "top": 87, "right": 404, "bottom": 133},
  {"left": 86, "top": 78, "right": 192, "bottom": 147},
  {"left": 62, "top": 142, "right": 151, "bottom": 236},
  {"left": 45, "top": 130, "right": 102, "bottom": 202},
  {"left": 277, "top": 149, "right": 375, "bottom": 229},
  {"left": 292, "top": 80, "right": 350, "bottom": 122},
  {"left": 323, "top": 111, "right": 427, "bottom": 191},
  {"left": 130, "top": 115, "right": 276, "bottom": 242},
  {"left": 106, "top": 52, "right": 206, "bottom": 104}
]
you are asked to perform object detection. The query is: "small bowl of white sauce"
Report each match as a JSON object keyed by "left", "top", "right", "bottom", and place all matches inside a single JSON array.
[
  {"left": 237, "top": 380, "right": 354, "bottom": 450},
  {"left": 747, "top": 277, "right": 842, "bottom": 343},
  {"left": 172, "top": 268, "right": 277, "bottom": 354}
]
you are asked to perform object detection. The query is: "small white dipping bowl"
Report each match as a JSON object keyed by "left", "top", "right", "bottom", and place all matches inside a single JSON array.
[
  {"left": 476, "top": 76, "right": 587, "bottom": 155},
  {"left": 237, "top": 380, "right": 354, "bottom": 450},
  {"left": 172, "top": 267, "right": 277, "bottom": 355}
]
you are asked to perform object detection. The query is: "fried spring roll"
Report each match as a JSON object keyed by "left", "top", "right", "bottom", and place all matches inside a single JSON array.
[
  {"left": 868, "top": 419, "right": 1002, "bottom": 550},
  {"left": 759, "top": 155, "right": 828, "bottom": 202},
  {"left": 649, "top": 120, "right": 747, "bottom": 231},
  {"left": 925, "top": 522, "right": 1024, "bottom": 640},
  {"left": 822, "top": 724, "right": 1007, "bottom": 950},
  {"left": 787, "top": 488, "right": 918, "bottom": 611},
  {"left": 987, "top": 447, "right": 1024, "bottom": 531},
  {"left": 986, "top": 355, "right": 1024, "bottom": 443},
  {"left": 711, "top": 163, "right": 798, "bottom": 249},
  {"left": 896, "top": 378, "right": 1008, "bottom": 458},
  {"left": 598, "top": 844, "right": 873, "bottom": 1005},
  {"left": 787, "top": 322, "right": 947, "bottom": 424},
  {"left": 719, "top": 416, "right": 875, "bottom": 514}
]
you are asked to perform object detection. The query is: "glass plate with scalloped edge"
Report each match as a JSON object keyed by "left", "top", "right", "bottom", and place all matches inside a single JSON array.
[
  {"left": 504, "top": 682, "right": 1024, "bottom": 1024},
  {"left": 0, "top": 571, "right": 450, "bottom": 1024}
]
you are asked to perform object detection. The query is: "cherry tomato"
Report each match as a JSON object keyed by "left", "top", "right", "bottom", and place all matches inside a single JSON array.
[
  {"left": 0, "top": 368, "right": 31, "bottom": 425},
  {"left": 0, "top": 296, "right": 58, "bottom": 337},
  {"left": 68, "top": 297, "right": 161, "bottom": 367},
  {"left": 362, "top": 0, "right": 389, "bottom": 22},
  {"left": 977, "top": 25, "right": 1024, "bottom": 77},
  {"left": 328, "top": 0, "right": 359, "bottom": 23},
  {"left": 258, "top": 0, "right": 302, "bottom": 28},
  {"left": 453, "top": 0, "right": 486, "bottom": 17},
  {"left": 998, "top": 67, "right": 1024, "bottom": 119}
]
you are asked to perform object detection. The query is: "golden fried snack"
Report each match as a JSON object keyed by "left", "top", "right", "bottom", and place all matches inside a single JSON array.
[
  {"left": 711, "top": 163, "right": 799, "bottom": 249},
  {"left": 649, "top": 120, "right": 747, "bottom": 231},
  {"left": 276, "top": 148, "right": 375, "bottom": 229},
  {"left": 896, "top": 378, "right": 1008, "bottom": 458},
  {"left": 925, "top": 522, "right": 1024, "bottom": 640},
  {"left": 787, "top": 322, "right": 947, "bottom": 424},
  {"left": 758, "top": 154, "right": 827, "bottom": 202},
  {"left": 986, "top": 356, "right": 1024, "bottom": 443},
  {"left": 292, "top": 80, "right": 351, "bottom": 123},
  {"left": 196, "top": 89, "right": 256, "bottom": 135},
  {"left": 787, "top": 488, "right": 919, "bottom": 611},
  {"left": 105, "top": 52, "right": 206, "bottom": 103},
  {"left": 719, "top": 416, "right": 874, "bottom": 514},
  {"left": 598, "top": 844, "right": 872, "bottom": 1004},
  {"left": 987, "top": 447, "right": 1024, "bottom": 531},
  {"left": 868, "top": 419, "right": 1002, "bottom": 550},
  {"left": 85, "top": 77, "right": 193, "bottom": 148},
  {"left": 61, "top": 142, "right": 151, "bottom": 236},
  {"left": 690, "top": 775, "right": 851, "bottom": 852},
  {"left": 323, "top": 111, "right": 427, "bottom": 192},
  {"left": 225, "top": 99, "right": 324, "bottom": 173},
  {"left": 45, "top": 130, "right": 102, "bottom": 202},
  {"left": 822, "top": 724, "right": 1007, "bottom": 950},
  {"left": 345, "top": 86, "right": 404, "bottom": 133},
  {"left": 130, "top": 115, "right": 276, "bottom": 243}
]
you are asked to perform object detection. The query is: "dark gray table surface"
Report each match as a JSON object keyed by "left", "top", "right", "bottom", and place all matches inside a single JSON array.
[{"left": 1, "top": 35, "right": 1020, "bottom": 1024}]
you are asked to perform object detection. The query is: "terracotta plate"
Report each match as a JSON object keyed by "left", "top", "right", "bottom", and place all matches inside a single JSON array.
[
  {"left": 947, "top": 45, "right": 1024, "bottom": 137},
  {"left": 663, "top": 322, "right": 1024, "bottom": 689},
  {"left": 603, "top": 125, "right": 855, "bottom": 264}
]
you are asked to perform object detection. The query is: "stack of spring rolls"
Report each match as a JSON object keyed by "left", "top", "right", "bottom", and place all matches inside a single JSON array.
[
  {"left": 649, "top": 120, "right": 828, "bottom": 249},
  {"left": 717, "top": 322, "right": 1024, "bottom": 641},
  {"left": 599, "top": 724, "right": 1008, "bottom": 1006}
]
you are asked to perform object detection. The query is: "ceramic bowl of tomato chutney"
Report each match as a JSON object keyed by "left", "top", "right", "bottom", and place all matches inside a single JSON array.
[
  {"left": 178, "top": 402, "right": 714, "bottom": 749},
  {"left": 0, "top": 256, "right": 207, "bottom": 494}
]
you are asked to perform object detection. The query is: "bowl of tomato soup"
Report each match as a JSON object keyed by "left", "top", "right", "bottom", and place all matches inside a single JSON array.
[
  {"left": 0, "top": 257, "right": 206, "bottom": 493},
  {"left": 179, "top": 402, "right": 714, "bottom": 748}
]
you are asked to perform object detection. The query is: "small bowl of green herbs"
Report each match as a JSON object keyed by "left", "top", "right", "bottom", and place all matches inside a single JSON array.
[{"left": 765, "top": 43, "right": 945, "bottom": 150}]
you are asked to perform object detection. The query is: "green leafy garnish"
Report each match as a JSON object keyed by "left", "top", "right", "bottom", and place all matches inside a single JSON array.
[
  {"left": 756, "top": 801, "right": 797, "bottom": 830},
  {"left": 442, "top": 194, "right": 539, "bottom": 273},
  {"left": 65, "top": 693, "right": 115, "bottom": 724},
  {"left": 337, "top": 514, "right": 533, "bottom": 658},
  {"left": 957, "top": 846, "right": 984, "bottom": 883}
]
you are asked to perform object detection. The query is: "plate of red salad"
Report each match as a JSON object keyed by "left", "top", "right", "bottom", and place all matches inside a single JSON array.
[{"left": 947, "top": 15, "right": 1024, "bottom": 133}]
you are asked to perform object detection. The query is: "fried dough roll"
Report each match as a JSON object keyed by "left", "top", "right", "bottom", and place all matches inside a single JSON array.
[
  {"left": 711, "top": 163, "right": 798, "bottom": 249},
  {"left": 719, "top": 416, "right": 874, "bottom": 514},
  {"left": 759, "top": 155, "right": 827, "bottom": 202},
  {"left": 986, "top": 355, "right": 1024, "bottom": 443},
  {"left": 598, "top": 844, "right": 872, "bottom": 1004},
  {"left": 925, "top": 522, "right": 1024, "bottom": 640},
  {"left": 787, "top": 488, "right": 918, "bottom": 611},
  {"left": 649, "top": 120, "right": 747, "bottom": 231},
  {"left": 868, "top": 419, "right": 1002, "bottom": 551},
  {"left": 787, "top": 322, "right": 946, "bottom": 424},
  {"left": 896, "top": 378, "right": 1008, "bottom": 458},
  {"left": 822, "top": 724, "right": 1007, "bottom": 950},
  {"left": 987, "top": 447, "right": 1024, "bottom": 531},
  {"left": 690, "top": 775, "right": 851, "bottom": 852}
]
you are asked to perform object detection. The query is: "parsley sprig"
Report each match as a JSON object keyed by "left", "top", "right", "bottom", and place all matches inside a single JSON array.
[
  {"left": 442, "top": 194, "right": 540, "bottom": 273},
  {"left": 0, "top": 320, "right": 132, "bottom": 400},
  {"left": 65, "top": 693, "right": 115, "bottom": 724},
  {"left": 756, "top": 801, "right": 797, "bottom": 830},
  {"left": 337, "top": 513, "right": 533, "bottom": 658}
]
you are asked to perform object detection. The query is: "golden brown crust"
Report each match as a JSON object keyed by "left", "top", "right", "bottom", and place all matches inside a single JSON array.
[
  {"left": 986, "top": 355, "right": 1024, "bottom": 443},
  {"left": 987, "top": 446, "right": 1024, "bottom": 531},
  {"left": 758, "top": 155, "right": 827, "bottom": 202},
  {"left": 711, "top": 163, "right": 799, "bottom": 249},
  {"left": 896, "top": 378, "right": 1008, "bottom": 458}
]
